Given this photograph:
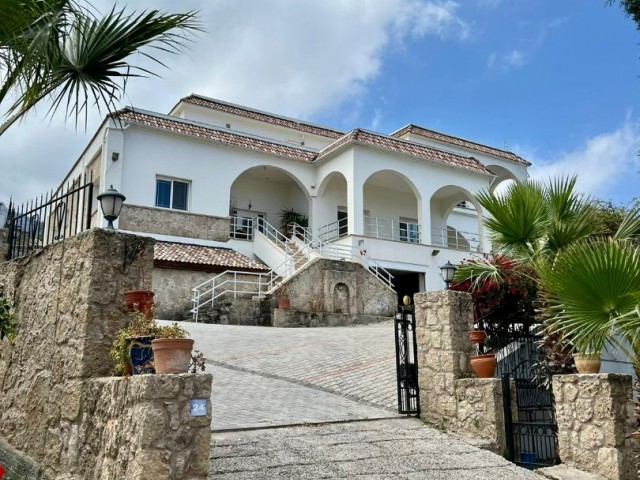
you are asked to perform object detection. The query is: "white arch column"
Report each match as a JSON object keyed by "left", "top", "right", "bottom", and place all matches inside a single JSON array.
[
  {"left": 347, "top": 177, "right": 364, "bottom": 236},
  {"left": 418, "top": 195, "right": 432, "bottom": 245}
]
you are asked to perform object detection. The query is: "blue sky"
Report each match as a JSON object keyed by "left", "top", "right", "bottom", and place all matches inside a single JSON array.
[{"left": 0, "top": 0, "right": 638, "bottom": 205}]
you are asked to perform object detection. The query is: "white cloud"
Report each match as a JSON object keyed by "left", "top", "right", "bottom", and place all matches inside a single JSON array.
[
  {"left": 527, "top": 119, "right": 640, "bottom": 199},
  {"left": 487, "top": 49, "right": 526, "bottom": 71},
  {"left": 0, "top": 0, "right": 469, "bottom": 204}
]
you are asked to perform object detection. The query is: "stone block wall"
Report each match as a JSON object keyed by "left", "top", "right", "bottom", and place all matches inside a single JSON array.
[
  {"left": 282, "top": 258, "right": 396, "bottom": 319},
  {"left": 414, "top": 290, "right": 507, "bottom": 450},
  {"left": 0, "top": 229, "right": 212, "bottom": 479},
  {"left": 59, "top": 374, "right": 212, "bottom": 480},
  {"left": 119, "top": 204, "right": 229, "bottom": 242},
  {"left": 153, "top": 268, "right": 260, "bottom": 321},
  {"left": 553, "top": 374, "right": 637, "bottom": 480}
]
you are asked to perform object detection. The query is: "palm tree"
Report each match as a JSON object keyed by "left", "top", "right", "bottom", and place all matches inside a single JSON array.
[
  {"left": 454, "top": 176, "right": 600, "bottom": 286},
  {"left": 0, "top": 0, "right": 200, "bottom": 135}
]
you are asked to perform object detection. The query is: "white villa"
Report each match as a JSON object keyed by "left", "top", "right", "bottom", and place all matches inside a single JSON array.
[{"left": 60, "top": 94, "right": 530, "bottom": 322}]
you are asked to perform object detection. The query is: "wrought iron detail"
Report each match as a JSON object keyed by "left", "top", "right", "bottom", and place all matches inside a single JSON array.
[
  {"left": 502, "top": 351, "right": 559, "bottom": 469},
  {"left": 394, "top": 305, "right": 420, "bottom": 415},
  {"left": 5, "top": 174, "right": 93, "bottom": 261}
]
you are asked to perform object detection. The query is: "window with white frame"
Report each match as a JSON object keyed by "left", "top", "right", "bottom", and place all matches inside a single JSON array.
[{"left": 155, "top": 177, "right": 190, "bottom": 211}]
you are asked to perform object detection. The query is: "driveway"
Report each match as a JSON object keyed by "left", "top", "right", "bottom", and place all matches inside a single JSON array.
[
  {"left": 169, "top": 321, "right": 540, "bottom": 479},
  {"left": 175, "top": 321, "right": 399, "bottom": 430}
]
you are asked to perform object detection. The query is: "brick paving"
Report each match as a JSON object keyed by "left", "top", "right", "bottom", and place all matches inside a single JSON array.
[{"left": 168, "top": 321, "right": 399, "bottom": 430}]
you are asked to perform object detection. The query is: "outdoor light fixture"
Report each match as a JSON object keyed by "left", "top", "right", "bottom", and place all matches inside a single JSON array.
[
  {"left": 431, "top": 249, "right": 440, "bottom": 256},
  {"left": 97, "top": 185, "right": 126, "bottom": 230},
  {"left": 440, "top": 260, "right": 457, "bottom": 290},
  {"left": 248, "top": 200, "right": 252, "bottom": 210},
  {"left": 111, "top": 152, "right": 120, "bottom": 162}
]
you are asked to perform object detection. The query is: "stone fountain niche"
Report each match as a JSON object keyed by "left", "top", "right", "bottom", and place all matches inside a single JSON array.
[{"left": 333, "top": 282, "right": 351, "bottom": 314}]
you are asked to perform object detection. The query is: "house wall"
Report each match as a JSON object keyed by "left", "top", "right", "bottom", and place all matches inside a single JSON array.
[
  {"left": 231, "top": 175, "right": 308, "bottom": 226},
  {"left": 114, "top": 126, "right": 315, "bottom": 223},
  {"left": 176, "top": 103, "right": 337, "bottom": 151}
]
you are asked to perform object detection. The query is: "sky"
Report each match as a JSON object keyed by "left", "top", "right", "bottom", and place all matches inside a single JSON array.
[{"left": 1, "top": 0, "right": 639, "bottom": 207}]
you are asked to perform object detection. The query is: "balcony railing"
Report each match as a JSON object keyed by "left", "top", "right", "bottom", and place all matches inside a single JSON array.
[
  {"left": 431, "top": 227, "right": 480, "bottom": 252},
  {"left": 364, "top": 216, "right": 420, "bottom": 243}
]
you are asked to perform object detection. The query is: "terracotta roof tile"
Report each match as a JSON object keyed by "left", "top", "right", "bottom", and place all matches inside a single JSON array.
[
  {"left": 116, "top": 109, "right": 316, "bottom": 162},
  {"left": 317, "top": 129, "right": 492, "bottom": 175},
  {"left": 114, "top": 109, "right": 492, "bottom": 176},
  {"left": 154, "top": 242, "right": 269, "bottom": 271},
  {"left": 392, "top": 124, "right": 531, "bottom": 166},
  {"left": 182, "top": 95, "right": 344, "bottom": 139}
]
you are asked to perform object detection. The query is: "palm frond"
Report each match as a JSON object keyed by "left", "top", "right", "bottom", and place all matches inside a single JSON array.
[
  {"left": 614, "top": 206, "right": 640, "bottom": 241},
  {"left": 541, "top": 239, "right": 640, "bottom": 353}
]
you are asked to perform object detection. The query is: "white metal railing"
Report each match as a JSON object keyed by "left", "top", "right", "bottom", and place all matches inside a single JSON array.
[
  {"left": 364, "top": 216, "right": 421, "bottom": 243},
  {"left": 193, "top": 218, "right": 313, "bottom": 321},
  {"left": 318, "top": 217, "right": 348, "bottom": 242},
  {"left": 431, "top": 227, "right": 480, "bottom": 252},
  {"left": 318, "top": 216, "right": 421, "bottom": 244},
  {"left": 191, "top": 270, "right": 278, "bottom": 322},
  {"left": 229, "top": 215, "right": 254, "bottom": 240},
  {"left": 291, "top": 223, "right": 394, "bottom": 288}
]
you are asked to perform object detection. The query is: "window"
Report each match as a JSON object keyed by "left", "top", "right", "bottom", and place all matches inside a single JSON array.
[
  {"left": 399, "top": 218, "right": 420, "bottom": 243},
  {"left": 155, "top": 178, "right": 189, "bottom": 211}
]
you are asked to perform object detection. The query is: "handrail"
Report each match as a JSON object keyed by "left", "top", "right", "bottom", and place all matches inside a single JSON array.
[
  {"left": 318, "top": 217, "right": 348, "bottom": 242},
  {"left": 363, "top": 215, "right": 421, "bottom": 243},
  {"left": 431, "top": 226, "right": 480, "bottom": 252},
  {"left": 291, "top": 223, "right": 394, "bottom": 288}
]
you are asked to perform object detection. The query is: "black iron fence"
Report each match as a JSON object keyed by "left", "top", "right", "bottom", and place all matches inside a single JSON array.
[{"left": 5, "top": 174, "right": 93, "bottom": 260}]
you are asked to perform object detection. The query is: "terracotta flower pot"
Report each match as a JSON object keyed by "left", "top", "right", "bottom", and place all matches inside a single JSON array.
[
  {"left": 574, "top": 353, "right": 601, "bottom": 374},
  {"left": 470, "top": 353, "right": 497, "bottom": 378},
  {"left": 151, "top": 338, "right": 194, "bottom": 374},
  {"left": 468, "top": 330, "right": 487, "bottom": 345},
  {"left": 124, "top": 290, "right": 155, "bottom": 318},
  {"left": 278, "top": 297, "right": 290, "bottom": 309}
]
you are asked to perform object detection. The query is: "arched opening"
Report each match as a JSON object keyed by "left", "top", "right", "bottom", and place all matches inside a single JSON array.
[
  {"left": 362, "top": 170, "right": 421, "bottom": 243},
  {"left": 486, "top": 164, "right": 520, "bottom": 195},
  {"left": 230, "top": 166, "right": 308, "bottom": 238},
  {"left": 317, "top": 171, "right": 348, "bottom": 240},
  {"left": 333, "top": 282, "right": 351, "bottom": 314},
  {"left": 430, "top": 185, "right": 483, "bottom": 252}
]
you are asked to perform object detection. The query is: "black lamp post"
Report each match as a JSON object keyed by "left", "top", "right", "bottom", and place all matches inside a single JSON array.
[
  {"left": 440, "top": 260, "right": 457, "bottom": 290},
  {"left": 97, "top": 185, "right": 126, "bottom": 230}
]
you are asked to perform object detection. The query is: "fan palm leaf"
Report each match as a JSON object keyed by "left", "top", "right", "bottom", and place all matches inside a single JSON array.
[{"left": 541, "top": 239, "right": 640, "bottom": 353}]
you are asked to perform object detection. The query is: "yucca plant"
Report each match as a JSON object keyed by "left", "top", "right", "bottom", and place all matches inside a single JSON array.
[{"left": 0, "top": 0, "right": 200, "bottom": 135}]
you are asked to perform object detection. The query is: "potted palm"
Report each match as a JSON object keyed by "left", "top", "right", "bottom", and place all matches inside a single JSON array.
[{"left": 279, "top": 207, "right": 308, "bottom": 238}]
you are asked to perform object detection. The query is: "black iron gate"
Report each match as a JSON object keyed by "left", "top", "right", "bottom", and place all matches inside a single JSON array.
[
  {"left": 500, "top": 336, "right": 558, "bottom": 469},
  {"left": 394, "top": 305, "right": 420, "bottom": 415}
]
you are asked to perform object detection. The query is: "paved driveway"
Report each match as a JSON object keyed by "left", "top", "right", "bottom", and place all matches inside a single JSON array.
[
  {"left": 168, "top": 322, "right": 541, "bottom": 479},
  {"left": 174, "top": 321, "right": 399, "bottom": 430}
]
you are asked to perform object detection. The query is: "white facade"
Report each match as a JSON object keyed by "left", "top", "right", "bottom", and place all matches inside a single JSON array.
[{"left": 63, "top": 94, "right": 530, "bottom": 297}]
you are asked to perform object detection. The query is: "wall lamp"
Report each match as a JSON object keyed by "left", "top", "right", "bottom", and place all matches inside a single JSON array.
[{"left": 97, "top": 185, "right": 126, "bottom": 230}]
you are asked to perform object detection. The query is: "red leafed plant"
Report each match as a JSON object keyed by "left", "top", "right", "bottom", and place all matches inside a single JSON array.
[{"left": 450, "top": 255, "right": 538, "bottom": 351}]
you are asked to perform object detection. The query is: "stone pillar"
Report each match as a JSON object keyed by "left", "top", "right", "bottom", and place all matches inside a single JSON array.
[
  {"left": 414, "top": 290, "right": 474, "bottom": 418},
  {"left": 553, "top": 373, "right": 637, "bottom": 480}
]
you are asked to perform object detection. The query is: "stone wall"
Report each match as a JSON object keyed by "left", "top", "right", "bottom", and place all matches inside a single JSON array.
[
  {"left": 59, "top": 374, "right": 212, "bottom": 480},
  {"left": 152, "top": 267, "right": 261, "bottom": 321},
  {"left": 282, "top": 258, "right": 396, "bottom": 319},
  {"left": 0, "top": 229, "right": 211, "bottom": 479},
  {"left": 553, "top": 374, "right": 637, "bottom": 480},
  {"left": 119, "top": 204, "right": 229, "bottom": 242},
  {"left": 414, "top": 290, "right": 507, "bottom": 451}
]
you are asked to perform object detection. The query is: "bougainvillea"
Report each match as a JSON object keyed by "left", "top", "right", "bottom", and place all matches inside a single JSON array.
[{"left": 450, "top": 255, "right": 538, "bottom": 350}]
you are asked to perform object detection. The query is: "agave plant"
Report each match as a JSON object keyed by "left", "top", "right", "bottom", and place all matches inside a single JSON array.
[{"left": 0, "top": 0, "right": 200, "bottom": 135}]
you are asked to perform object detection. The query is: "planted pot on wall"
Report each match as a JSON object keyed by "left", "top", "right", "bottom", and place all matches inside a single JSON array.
[
  {"left": 128, "top": 336, "right": 155, "bottom": 375},
  {"left": 470, "top": 353, "right": 497, "bottom": 378},
  {"left": 573, "top": 353, "right": 601, "bottom": 374},
  {"left": 152, "top": 338, "right": 194, "bottom": 374},
  {"left": 124, "top": 290, "right": 155, "bottom": 318}
]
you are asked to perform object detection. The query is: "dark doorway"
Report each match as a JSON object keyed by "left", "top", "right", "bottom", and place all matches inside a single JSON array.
[{"left": 388, "top": 270, "right": 421, "bottom": 305}]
